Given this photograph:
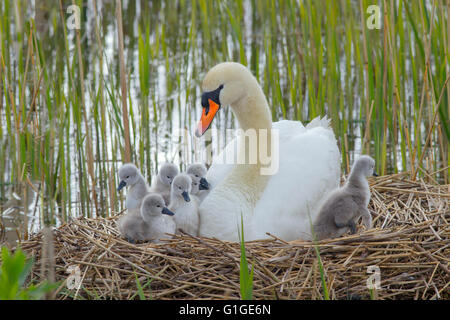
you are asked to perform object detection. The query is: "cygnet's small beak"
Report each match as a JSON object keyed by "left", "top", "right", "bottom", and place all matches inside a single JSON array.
[
  {"left": 182, "top": 191, "right": 191, "bottom": 202},
  {"left": 117, "top": 180, "right": 127, "bottom": 191},
  {"left": 162, "top": 207, "right": 175, "bottom": 216},
  {"left": 372, "top": 171, "right": 379, "bottom": 177},
  {"left": 199, "top": 177, "right": 210, "bottom": 190}
]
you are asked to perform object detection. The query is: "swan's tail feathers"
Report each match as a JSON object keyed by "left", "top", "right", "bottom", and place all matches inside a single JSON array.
[
  {"left": 306, "top": 116, "right": 332, "bottom": 130},
  {"left": 306, "top": 116, "right": 337, "bottom": 142}
]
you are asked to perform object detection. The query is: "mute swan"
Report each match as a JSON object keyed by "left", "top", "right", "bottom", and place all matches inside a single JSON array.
[
  {"left": 313, "top": 155, "right": 377, "bottom": 240},
  {"left": 149, "top": 163, "right": 179, "bottom": 205},
  {"left": 117, "top": 163, "right": 150, "bottom": 210},
  {"left": 117, "top": 193, "right": 175, "bottom": 243},
  {"left": 195, "top": 62, "right": 341, "bottom": 241},
  {"left": 187, "top": 163, "right": 210, "bottom": 202},
  {"left": 169, "top": 173, "right": 200, "bottom": 236}
]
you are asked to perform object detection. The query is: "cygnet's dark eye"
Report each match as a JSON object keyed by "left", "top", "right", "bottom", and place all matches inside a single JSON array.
[
  {"left": 126, "top": 176, "right": 130, "bottom": 179},
  {"left": 157, "top": 205, "right": 161, "bottom": 208},
  {"left": 194, "top": 183, "right": 198, "bottom": 186},
  {"left": 167, "top": 176, "right": 170, "bottom": 179},
  {"left": 195, "top": 174, "right": 199, "bottom": 177}
]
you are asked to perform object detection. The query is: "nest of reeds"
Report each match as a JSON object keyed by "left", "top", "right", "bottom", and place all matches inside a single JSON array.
[{"left": 21, "top": 173, "right": 449, "bottom": 300}]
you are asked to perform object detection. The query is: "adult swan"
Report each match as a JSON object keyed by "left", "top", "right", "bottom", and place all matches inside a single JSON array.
[{"left": 195, "top": 62, "right": 340, "bottom": 241}]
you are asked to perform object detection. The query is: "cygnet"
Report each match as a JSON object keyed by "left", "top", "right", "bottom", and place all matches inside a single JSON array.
[
  {"left": 117, "top": 163, "right": 150, "bottom": 210},
  {"left": 169, "top": 173, "right": 199, "bottom": 236},
  {"left": 186, "top": 163, "right": 210, "bottom": 202},
  {"left": 117, "top": 193, "right": 175, "bottom": 243},
  {"left": 312, "top": 155, "right": 377, "bottom": 241},
  {"left": 149, "top": 163, "right": 179, "bottom": 205}
]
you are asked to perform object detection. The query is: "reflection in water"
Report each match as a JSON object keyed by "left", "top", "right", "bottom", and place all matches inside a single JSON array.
[{"left": 0, "top": 183, "right": 39, "bottom": 246}]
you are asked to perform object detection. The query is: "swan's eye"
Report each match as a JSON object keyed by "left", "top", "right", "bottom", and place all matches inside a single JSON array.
[
  {"left": 167, "top": 176, "right": 170, "bottom": 179},
  {"left": 157, "top": 205, "right": 161, "bottom": 208},
  {"left": 194, "top": 183, "right": 198, "bottom": 186},
  {"left": 178, "top": 186, "right": 182, "bottom": 190},
  {"left": 126, "top": 176, "right": 130, "bottom": 179}
]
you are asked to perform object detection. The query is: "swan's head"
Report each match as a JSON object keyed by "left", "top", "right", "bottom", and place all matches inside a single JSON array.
[
  {"left": 117, "top": 163, "right": 141, "bottom": 191},
  {"left": 140, "top": 194, "right": 174, "bottom": 222},
  {"left": 196, "top": 62, "right": 257, "bottom": 137},
  {"left": 171, "top": 173, "right": 192, "bottom": 202},
  {"left": 187, "top": 163, "right": 209, "bottom": 191},
  {"left": 158, "top": 163, "right": 179, "bottom": 187},
  {"left": 353, "top": 155, "right": 378, "bottom": 177}
]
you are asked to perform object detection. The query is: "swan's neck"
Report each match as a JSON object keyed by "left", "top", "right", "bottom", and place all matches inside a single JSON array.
[
  {"left": 221, "top": 82, "right": 273, "bottom": 207},
  {"left": 169, "top": 194, "right": 184, "bottom": 208},
  {"left": 347, "top": 172, "right": 368, "bottom": 190},
  {"left": 231, "top": 82, "right": 274, "bottom": 169},
  {"left": 231, "top": 84, "right": 272, "bottom": 131},
  {"left": 141, "top": 213, "right": 154, "bottom": 224}
]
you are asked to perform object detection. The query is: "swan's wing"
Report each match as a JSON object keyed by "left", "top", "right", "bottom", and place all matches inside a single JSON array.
[
  {"left": 253, "top": 121, "right": 341, "bottom": 241},
  {"left": 206, "top": 120, "right": 307, "bottom": 189},
  {"left": 272, "top": 119, "right": 306, "bottom": 142},
  {"left": 117, "top": 210, "right": 144, "bottom": 240},
  {"left": 305, "top": 115, "right": 331, "bottom": 130}
]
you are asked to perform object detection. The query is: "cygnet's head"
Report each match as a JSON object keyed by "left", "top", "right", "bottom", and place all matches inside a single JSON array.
[
  {"left": 171, "top": 173, "right": 192, "bottom": 202},
  {"left": 352, "top": 155, "right": 378, "bottom": 177},
  {"left": 140, "top": 193, "right": 174, "bottom": 222},
  {"left": 196, "top": 62, "right": 259, "bottom": 137},
  {"left": 117, "top": 163, "right": 141, "bottom": 191},
  {"left": 187, "top": 164, "right": 209, "bottom": 191},
  {"left": 158, "top": 163, "right": 179, "bottom": 187}
]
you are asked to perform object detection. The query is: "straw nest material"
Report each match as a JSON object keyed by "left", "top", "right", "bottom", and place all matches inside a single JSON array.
[{"left": 21, "top": 173, "right": 449, "bottom": 300}]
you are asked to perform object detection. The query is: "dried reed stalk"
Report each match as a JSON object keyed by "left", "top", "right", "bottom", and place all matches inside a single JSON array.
[{"left": 116, "top": 0, "right": 132, "bottom": 163}]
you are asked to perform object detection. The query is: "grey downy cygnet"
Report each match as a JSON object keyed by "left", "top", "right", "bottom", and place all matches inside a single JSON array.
[
  {"left": 117, "top": 163, "right": 150, "bottom": 211},
  {"left": 186, "top": 163, "right": 210, "bottom": 202},
  {"left": 149, "top": 163, "right": 179, "bottom": 205},
  {"left": 140, "top": 193, "right": 176, "bottom": 243},
  {"left": 117, "top": 193, "right": 175, "bottom": 243},
  {"left": 312, "top": 155, "right": 378, "bottom": 241},
  {"left": 169, "top": 173, "right": 199, "bottom": 236}
]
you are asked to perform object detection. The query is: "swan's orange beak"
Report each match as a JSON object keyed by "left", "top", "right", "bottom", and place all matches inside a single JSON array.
[{"left": 195, "top": 99, "right": 220, "bottom": 137}]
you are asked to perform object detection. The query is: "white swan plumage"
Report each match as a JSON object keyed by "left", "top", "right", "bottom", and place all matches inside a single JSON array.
[{"left": 196, "top": 62, "right": 340, "bottom": 241}]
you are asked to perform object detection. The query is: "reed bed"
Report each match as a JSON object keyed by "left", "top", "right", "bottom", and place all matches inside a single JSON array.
[
  {"left": 1, "top": 0, "right": 449, "bottom": 233},
  {"left": 20, "top": 174, "right": 449, "bottom": 300}
]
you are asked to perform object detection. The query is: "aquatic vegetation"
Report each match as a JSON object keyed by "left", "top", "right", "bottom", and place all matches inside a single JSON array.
[
  {"left": 238, "top": 216, "right": 254, "bottom": 300},
  {"left": 0, "top": 246, "right": 55, "bottom": 299},
  {"left": 0, "top": 0, "right": 448, "bottom": 236}
]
